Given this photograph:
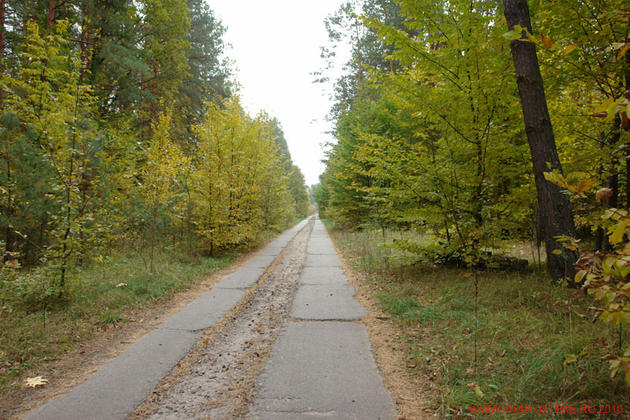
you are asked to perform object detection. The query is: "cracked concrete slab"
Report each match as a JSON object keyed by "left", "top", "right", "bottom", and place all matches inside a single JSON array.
[
  {"left": 291, "top": 284, "right": 367, "bottom": 320},
  {"left": 217, "top": 267, "right": 266, "bottom": 289},
  {"left": 159, "top": 288, "right": 244, "bottom": 331},
  {"left": 305, "top": 253, "right": 342, "bottom": 267},
  {"left": 306, "top": 241, "right": 336, "bottom": 255},
  {"left": 299, "top": 266, "right": 347, "bottom": 285},
  {"left": 245, "top": 254, "right": 277, "bottom": 269},
  {"left": 27, "top": 329, "right": 200, "bottom": 420},
  {"left": 251, "top": 322, "right": 395, "bottom": 420}
]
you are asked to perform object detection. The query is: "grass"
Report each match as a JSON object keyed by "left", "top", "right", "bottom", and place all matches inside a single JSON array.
[
  {"left": 0, "top": 249, "right": 234, "bottom": 395},
  {"left": 328, "top": 226, "right": 629, "bottom": 419}
]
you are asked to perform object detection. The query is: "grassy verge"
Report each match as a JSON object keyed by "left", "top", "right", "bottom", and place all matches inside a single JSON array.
[
  {"left": 0, "top": 249, "right": 235, "bottom": 395},
  {"left": 329, "top": 226, "right": 629, "bottom": 418}
]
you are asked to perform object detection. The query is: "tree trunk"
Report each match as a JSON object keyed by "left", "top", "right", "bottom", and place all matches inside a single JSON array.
[
  {"left": 0, "top": 0, "right": 5, "bottom": 110},
  {"left": 1, "top": 0, "right": 10, "bottom": 260},
  {"left": 625, "top": 17, "right": 630, "bottom": 209},
  {"left": 47, "top": 0, "right": 56, "bottom": 30},
  {"left": 502, "top": 0, "right": 578, "bottom": 282}
]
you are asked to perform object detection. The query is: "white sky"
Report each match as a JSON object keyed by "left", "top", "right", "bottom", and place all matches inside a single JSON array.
[{"left": 209, "top": 0, "right": 348, "bottom": 186}]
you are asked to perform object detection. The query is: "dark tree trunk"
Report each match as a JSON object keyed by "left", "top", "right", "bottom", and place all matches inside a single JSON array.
[
  {"left": 1, "top": 1, "right": 12, "bottom": 260},
  {"left": 47, "top": 0, "right": 55, "bottom": 30},
  {"left": 625, "top": 17, "right": 630, "bottom": 209},
  {"left": 503, "top": 0, "right": 578, "bottom": 282},
  {"left": 0, "top": 0, "right": 4, "bottom": 109}
]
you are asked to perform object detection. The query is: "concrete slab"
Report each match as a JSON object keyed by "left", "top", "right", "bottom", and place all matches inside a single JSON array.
[
  {"left": 245, "top": 254, "right": 276, "bottom": 269},
  {"left": 257, "top": 246, "right": 285, "bottom": 257},
  {"left": 27, "top": 329, "right": 200, "bottom": 420},
  {"left": 306, "top": 249, "right": 337, "bottom": 255},
  {"left": 159, "top": 288, "right": 244, "bottom": 331},
  {"left": 305, "top": 253, "right": 342, "bottom": 267},
  {"left": 307, "top": 244, "right": 337, "bottom": 255},
  {"left": 251, "top": 322, "right": 395, "bottom": 420},
  {"left": 291, "top": 285, "right": 367, "bottom": 320},
  {"left": 216, "top": 267, "right": 266, "bottom": 289},
  {"left": 299, "top": 266, "right": 347, "bottom": 285}
]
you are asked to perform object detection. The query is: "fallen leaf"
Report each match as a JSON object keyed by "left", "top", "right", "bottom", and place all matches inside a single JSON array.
[
  {"left": 25, "top": 376, "right": 48, "bottom": 388},
  {"left": 467, "top": 382, "right": 484, "bottom": 397},
  {"left": 115, "top": 283, "right": 127, "bottom": 288}
]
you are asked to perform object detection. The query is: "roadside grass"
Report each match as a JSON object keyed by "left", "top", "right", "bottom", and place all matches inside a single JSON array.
[
  {"left": 329, "top": 226, "right": 629, "bottom": 418},
  {"left": 0, "top": 249, "right": 234, "bottom": 395}
]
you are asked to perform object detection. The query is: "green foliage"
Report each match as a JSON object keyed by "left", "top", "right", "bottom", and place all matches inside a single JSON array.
[
  {"left": 0, "top": 0, "right": 309, "bottom": 404},
  {"left": 317, "top": 0, "right": 534, "bottom": 256},
  {"left": 545, "top": 169, "right": 630, "bottom": 385},
  {"left": 0, "top": 2, "right": 308, "bottom": 276}
]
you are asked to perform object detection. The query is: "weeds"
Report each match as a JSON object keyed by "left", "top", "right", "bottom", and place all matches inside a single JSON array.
[
  {"left": 330, "top": 226, "right": 629, "bottom": 418},
  {"left": 0, "top": 250, "right": 233, "bottom": 394}
]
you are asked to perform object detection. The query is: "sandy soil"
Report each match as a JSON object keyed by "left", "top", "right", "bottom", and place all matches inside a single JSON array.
[{"left": 131, "top": 220, "right": 313, "bottom": 420}]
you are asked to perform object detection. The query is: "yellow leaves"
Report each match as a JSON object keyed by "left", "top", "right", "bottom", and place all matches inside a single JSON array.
[
  {"left": 25, "top": 376, "right": 48, "bottom": 388},
  {"left": 564, "top": 349, "right": 588, "bottom": 367},
  {"left": 574, "top": 270, "right": 587, "bottom": 285},
  {"left": 466, "top": 382, "right": 484, "bottom": 397},
  {"left": 563, "top": 44, "right": 578, "bottom": 55},
  {"left": 575, "top": 178, "right": 596, "bottom": 195},
  {"left": 608, "top": 218, "right": 630, "bottom": 245},
  {"left": 543, "top": 171, "right": 594, "bottom": 198},
  {"left": 591, "top": 96, "right": 630, "bottom": 123},
  {"left": 618, "top": 44, "right": 630, "bottom": 60},
  {"left": 190, "top": 95, "right": 296, "bottom": 247},
  {"left": 612, "top": 42, "right": 630, "bottom": 60}
]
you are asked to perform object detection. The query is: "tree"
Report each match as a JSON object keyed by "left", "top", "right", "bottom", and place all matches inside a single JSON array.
[
  {"left": 139, "top": 107, "right": 183, "bottom": 272},
  {"left": 502, "top": 0, "right": 579, "bottom": 281},
  {"left": 3, "top": 20, "right": 100, "bottom": 286}
]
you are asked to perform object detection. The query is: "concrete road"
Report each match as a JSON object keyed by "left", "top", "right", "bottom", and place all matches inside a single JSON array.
[{"left": 250, "top": 218, "right": 395, "bottom": 419}]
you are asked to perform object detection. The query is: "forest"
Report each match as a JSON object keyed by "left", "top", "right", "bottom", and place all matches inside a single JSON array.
[
  {"left": 0, "top": 0, "right": 309, "bottom": 395},
  {"left": 312, "top": 0, "right": 630, "bottom": 406}
]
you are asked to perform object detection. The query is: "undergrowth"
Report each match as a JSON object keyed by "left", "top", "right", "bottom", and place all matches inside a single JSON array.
[
  {"left": 0, "top": 249, "right": 233, "bottom": 395},
  {"left": 329, "top": 226, "right": 629, "bottom": 419}
]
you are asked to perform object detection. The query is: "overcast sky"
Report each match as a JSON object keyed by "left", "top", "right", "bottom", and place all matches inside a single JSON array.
[{"left": 210, "top": 0, "right": 348, "bottom": 186}]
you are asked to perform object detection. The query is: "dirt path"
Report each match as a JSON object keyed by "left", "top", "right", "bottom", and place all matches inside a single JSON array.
[{"left": 131, "top": 220, "right": 313, "bottom": 420}]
